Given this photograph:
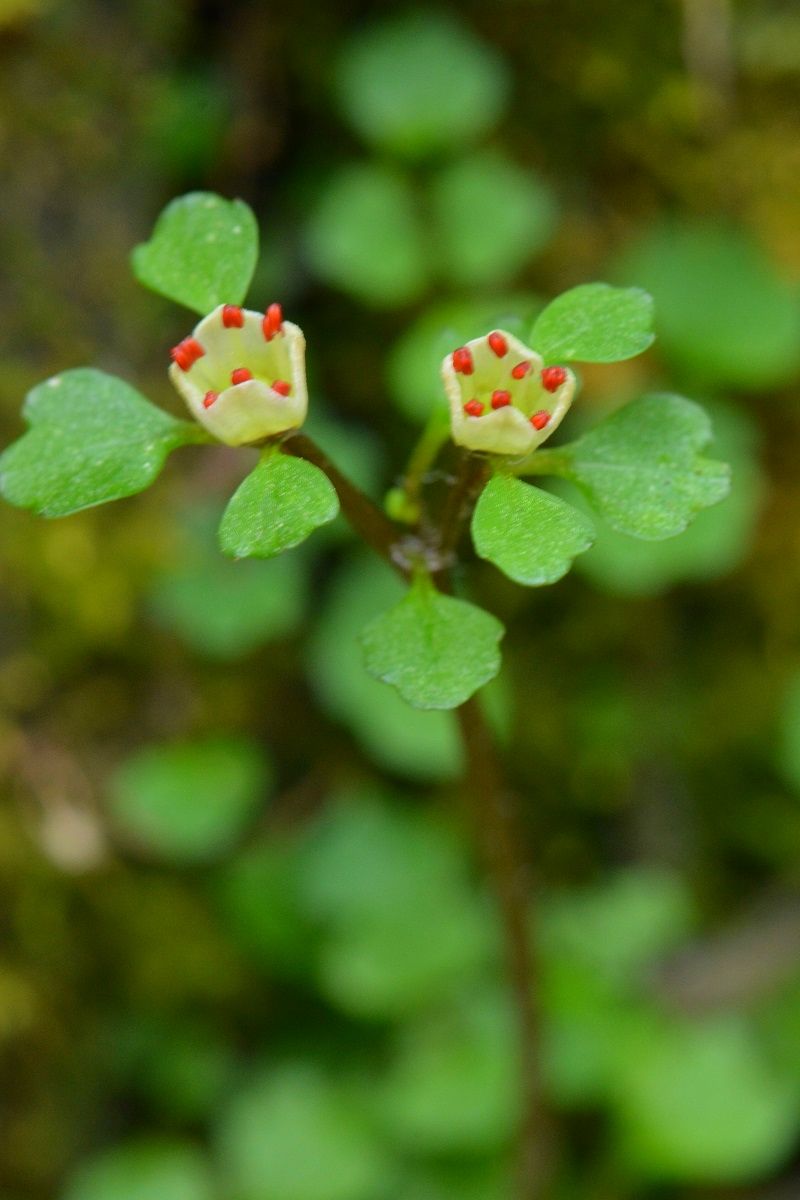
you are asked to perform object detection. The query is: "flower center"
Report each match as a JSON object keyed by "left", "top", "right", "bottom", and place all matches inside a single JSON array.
[
  {"left": 451, "top": 333, "right": 566, "bottom": 426},
  {"left": 170, "top": 303, "right": 294, "bottom": 397}
]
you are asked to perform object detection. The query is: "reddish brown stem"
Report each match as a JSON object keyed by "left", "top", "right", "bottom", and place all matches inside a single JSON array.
[
  {"left": 283, "top": 432, "right": 407, "bottom": 574},
  {"left": 286, "top": 432, "right": 554, "bottom": 1195},
  {"left": 456, "top": 698, "right": 558, "bottom": 1199}
]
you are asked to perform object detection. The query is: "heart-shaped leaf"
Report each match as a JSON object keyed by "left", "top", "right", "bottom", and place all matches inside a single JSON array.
[
  {"left": 216, "top": 1064, "right": 389, "bottom": 1200},
  {"left": 0, "top": 369, "right": 200, "bottom": 517},
  {"left": 335, "top": 11, "right": 509, "bottom": 160},
  {"left": 531, "top": 283, "right": 654, "bottom": 364},
  {"left": 430, "top": 151, "right": 557, "bottom": 288},
  {"left": 472, "top": 474, "right": 595, "bottom": 586},
  {"left": 360, "top": 576, "right": 503, "bottom": 710},
  {"left": 613, "top": 222, "right": 800, "bottom": 389},
  {"left": 614, "top": 1017, "right": 799, "bottom": 1184},
  {"left": 110, "top": 737, "right": 271, "bottom": 864},
  {"left": 219, "top": 450, "right": 339, "bottom": 559},
  {"left": 308, "top": 554, "right": 464, "bottom": 781},
  {"left": 556, "top": 394, "right": 731, "bottom": 539},
  {"left": 132, "top": 192, "right": 258, "bottom": 314},
  {"left": 304, "top": 164, "right": 428, "bottom": 307}
]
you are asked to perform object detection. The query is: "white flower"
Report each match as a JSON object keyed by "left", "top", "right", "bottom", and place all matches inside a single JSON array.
[
  {"left": 442, "top": 329, "right": 575, "bottom": 457},
  {"left": 168, "top": 303, "right": 307, "bottom": 446}
]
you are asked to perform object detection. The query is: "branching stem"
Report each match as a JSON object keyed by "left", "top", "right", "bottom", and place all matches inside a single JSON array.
[
  {"left": 436, "top": 449, "right": 490, "bottom": 567},
  {"left": 397, "top": 410, "right": 451, "bottom": 523}
]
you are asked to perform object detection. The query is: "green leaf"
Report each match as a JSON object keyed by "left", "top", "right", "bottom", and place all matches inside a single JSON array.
[
  {"left": 613, "top": 1016, "right": 800, "bottom": 1184},
  {"left": 541, "top": 959, "right": 647, "bottom": 1107},
  {"left": 63, "top": 1140, "right": 214, "bottom": 1200},
  {"left": 298, "top": 791, "right": 470, "bottom": 927},
  {"left": 472, "top": 475, "right": 595, "bottom": 586},
  {"left": 540, "top": 868, "right": 694, "bottom": 987},
  {"left": 430, "top": 152, "right": 557, "bottom": 288},
  {"left": 531, "top": 283, "right": 654, "bottom": 363},
  {"left": 215, "top": 1063, "right": 389, "bottom": 1200},
  {"left": 555, "top": 394, "right": 731, "bottom": 539},
  {"left": 381, "top": 990, "right": 517, "bottom": 1154},
  {"left": 110, "top": 736, "right": 270, "bottom": 863},
  {"left": 219, "top": 451, "right": 339, "bottom": 559},
  {"left": 613, "top": 222, "right": 800, "bottom": 388},
  {"left": 149, "top": 503, "right": 306, "bottom": 659},
  {"left": 570, "top": 400, "right": 763, "bottom": 595},
  {"left": 308, "top": 554, "right": 463, "bottom": 781},
  {"left": 0, "top": 369, "right": 198, "bottom": 517},
  {"left": 317, "top": 887, "right": 495, "bottom": 1022},
  {"left": 131, "top": 192, "right": 258, "bottom": 315},
  {"left": 304, "top": 163, "right": 428, "bottom": 307},
  {"left": 359, "top": 577, "right": 503, "bottom": 710},
  {"left": 335, "top": 11, "right": 509, "bottom": 160},
  {"left": 296, "top": 791, "right": 496, "bottom": 1018}
]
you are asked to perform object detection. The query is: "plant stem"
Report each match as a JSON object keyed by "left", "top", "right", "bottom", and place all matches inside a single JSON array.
[
  {"left": 288, "top": 430, "right": 554, "bottom": 1193},
  {"left": 436, "top": 450, "right": 490, "bottom": 568},
  {"left": 283, "top": 432, "right": 407, "bottom": 573},
  {"left": 456, "top": 698, "right": 557, "bottom": 1200},
  {"left": 397, "top": 410, "right": 451, "bottom": 522}
]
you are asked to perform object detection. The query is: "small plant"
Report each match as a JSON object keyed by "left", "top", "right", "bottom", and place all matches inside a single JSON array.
[{"left": 0, "top": 192, "right": 731, "bottom": 1195}]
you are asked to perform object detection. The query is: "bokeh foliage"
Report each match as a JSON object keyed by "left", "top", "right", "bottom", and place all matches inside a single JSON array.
[{"left": 3, "top": 2, "right": 800, "bottom": 1198}]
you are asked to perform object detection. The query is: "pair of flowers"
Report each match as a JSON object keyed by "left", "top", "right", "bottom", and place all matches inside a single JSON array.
[{"left": 170, "top": 304, "right": 575, "bottom": 459}]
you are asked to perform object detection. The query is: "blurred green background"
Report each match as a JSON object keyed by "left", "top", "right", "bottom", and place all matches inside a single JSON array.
[{"left": 3, "top": 1, "right": 800, "bottom": 1197}]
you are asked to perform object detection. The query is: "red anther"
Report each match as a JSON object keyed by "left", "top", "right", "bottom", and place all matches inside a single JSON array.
[
  {"left": 541, "top": 366, "right": 568, "bottom": 393},
  {"left": 262, "top": 302, "right": 283, "bottom": 340},
  {"left": 491, "top": 389, "right": 511, "bottom": 409},
  {"left": 463, "top": 399, "right": 484, "bottom": 417},
  {"left": 272, "top": 379, "right": 291, "bottom": 396},
  {"left": 511, "top": 360, "right": 531, "bottom": 380},
  {"left": 487, "top": 331, "right": 508, "bottom": 357},
  {"left": 203, "top": 391, "right": 218, "bottom": 408},
  {"left": 170, "top": 337, "right": 205, "bottom": 371},
  {"left": 231, "top": 367, "right": 253, "bottom": 385},
  {"left": 531, "top": 410, "right": 551, "bottom": 430},
  {"left": 222, "top": 304, "right": 244, "bottom": 328},
  {"left": 452, "top": 347, "right": 474, "bottom": 375}
]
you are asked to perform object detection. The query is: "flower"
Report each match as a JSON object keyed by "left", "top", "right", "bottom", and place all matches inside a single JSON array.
[
  {"left": 442, "top": 329, "right": 575, "bottom": 457},
  {"left": 168, "top": 303, "right": 307, "bottom": 446}
]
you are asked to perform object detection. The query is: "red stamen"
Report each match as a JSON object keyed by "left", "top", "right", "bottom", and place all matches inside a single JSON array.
[
  {"left": 463, "top": 399, "right": 484, "bottom": 417},
  {"left": 262, "top": 302, "right": 283, "bottom": 340},
  {"left": 203, "top": 391, "right": 218, "bottom": 408},
  {"left": 452, "top": 347, "right": 474, "bottom": 375},
  {"left": 488, "top": 331, "right": 508, "bottom": 357},
  {"left": 231, "top": 367, "right": 253, "bottom": 385},
  {"left": 272, "top": 379, "right": 291, "bottom": 396},
  {"left": 541, "top": 366, "right": 568, "bottom": 393},
  {"left": 531, "top": 410, "right": 551, "bottom": 430},
  {"left": 222, "top": 304, "right": 244, "bottom": 328},
  {"left": 491, "top": 389, "right": 511, "bottom": 409},
  {"left": 511, "top": 360, "right": 531, "bottom": 380},
  {"left": 170, "top": 337, "right": 205, "bottom": 371}
]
